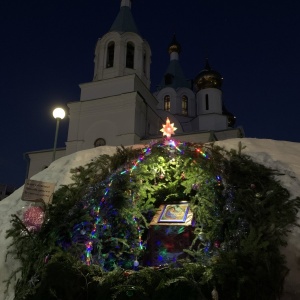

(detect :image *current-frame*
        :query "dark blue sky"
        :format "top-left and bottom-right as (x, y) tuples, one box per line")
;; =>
(1, 0), (299, 187)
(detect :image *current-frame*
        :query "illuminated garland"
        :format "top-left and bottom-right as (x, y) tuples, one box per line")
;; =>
(7, 134), (300, 300)
(71, 138), (221, 269)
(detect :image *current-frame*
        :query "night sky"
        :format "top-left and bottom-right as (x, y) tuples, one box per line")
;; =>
(1, 0), (300, 188)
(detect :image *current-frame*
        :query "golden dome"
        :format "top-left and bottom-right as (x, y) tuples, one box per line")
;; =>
(195, 59), (223, 91)
(168, 35), (181, 54)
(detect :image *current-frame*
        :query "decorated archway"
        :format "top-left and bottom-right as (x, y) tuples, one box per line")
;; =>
(7, 119), (300, 300)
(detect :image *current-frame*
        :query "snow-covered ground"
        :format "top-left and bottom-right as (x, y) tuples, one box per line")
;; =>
(0, 139), (299, 300)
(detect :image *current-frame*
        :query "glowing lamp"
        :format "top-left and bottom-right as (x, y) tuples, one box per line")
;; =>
(52, 107), (66, 161)
(53, 107), (66, 119)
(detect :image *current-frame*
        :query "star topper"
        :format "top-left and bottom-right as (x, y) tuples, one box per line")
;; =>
(160, 117), (177, 139)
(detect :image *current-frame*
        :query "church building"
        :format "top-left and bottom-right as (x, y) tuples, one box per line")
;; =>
(25, 0), (244, 178)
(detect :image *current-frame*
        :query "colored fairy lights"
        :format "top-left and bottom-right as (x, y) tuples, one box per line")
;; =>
(133, 217), (143, 250)
(80, 137), (216, 268)
(85, 241), (93, 265)
(130, 155), (145, 173)
(166, 139), (182, 153)
(196, 147), (208, 158)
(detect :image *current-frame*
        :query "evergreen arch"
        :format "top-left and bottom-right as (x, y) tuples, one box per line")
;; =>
(7, 140), (300, 300)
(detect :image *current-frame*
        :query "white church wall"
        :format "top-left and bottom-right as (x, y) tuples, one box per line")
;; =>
(192, 114), (228, 131)
(80, 75), (136, 101)
(67, 93), (142, 154)
(83, 120), (118, 148)
(26, 149), (66, 180)
(155, 87), (177, 113)
(134, 96), (147, 138)
(197, 88), (222, 115)
(176, 87), (196, 117)
(133, 75), (158, 108)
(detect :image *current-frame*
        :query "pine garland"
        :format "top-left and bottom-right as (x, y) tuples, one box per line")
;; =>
(6, 141), (300, 300)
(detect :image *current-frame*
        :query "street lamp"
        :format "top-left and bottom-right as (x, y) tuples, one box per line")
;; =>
(52, 107), (66, 162)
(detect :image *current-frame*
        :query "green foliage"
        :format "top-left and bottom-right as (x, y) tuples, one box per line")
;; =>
(6, 142), (300, 300)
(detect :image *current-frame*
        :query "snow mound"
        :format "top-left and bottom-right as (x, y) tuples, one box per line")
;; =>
(1, 139), (299, 300)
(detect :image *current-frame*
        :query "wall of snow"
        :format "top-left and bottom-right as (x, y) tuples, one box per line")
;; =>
(0, 139), (299, 300)
(215, 139), (300, 300)
(0, 146), (118, 300)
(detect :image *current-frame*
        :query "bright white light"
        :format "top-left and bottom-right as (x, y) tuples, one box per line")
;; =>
(53, 107), (66, 119)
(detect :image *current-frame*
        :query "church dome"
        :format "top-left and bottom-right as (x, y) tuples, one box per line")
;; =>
(195, 59), (223, 91)
(168, 35), (181, 54)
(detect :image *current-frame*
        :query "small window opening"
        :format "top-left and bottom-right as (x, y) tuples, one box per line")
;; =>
(205, 94), (209, 110)
(106, 42), (115, 68)
(164, 95), (171, 111)
(126, 42), (135, 69)
(182, 95), (188, 115)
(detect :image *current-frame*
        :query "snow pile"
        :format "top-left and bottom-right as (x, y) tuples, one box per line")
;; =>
(0, 146), (118, 300)
(1, 139), (300, 300)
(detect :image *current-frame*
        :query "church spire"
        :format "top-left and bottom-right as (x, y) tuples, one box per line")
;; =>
(168, 34), (181, 61)
(158, 35), (190, 90)
(110, 0), (139, 34)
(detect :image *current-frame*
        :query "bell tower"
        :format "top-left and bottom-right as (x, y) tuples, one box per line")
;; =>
(66, 0), (159, 155)
(93, 0), (151, 88)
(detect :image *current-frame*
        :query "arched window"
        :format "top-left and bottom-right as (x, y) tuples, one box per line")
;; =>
(164, 95), (171, 111)
(205, 94), (209, 110)
(126, 42), (135, 69)
(94, 138), (106, 147)
(182, 95), (188, 115)
(106, 42), (115, 68)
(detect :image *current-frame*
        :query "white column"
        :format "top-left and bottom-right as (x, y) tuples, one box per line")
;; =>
(121, 0), (131, 8)
(170, 52), (179, 61)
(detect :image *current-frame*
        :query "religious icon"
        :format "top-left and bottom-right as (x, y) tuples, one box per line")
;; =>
(158, 202), (189, 223)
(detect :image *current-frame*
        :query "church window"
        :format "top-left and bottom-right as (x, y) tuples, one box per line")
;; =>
(164, 95), (171, 111)
(106, 42), (115, 68)
(126, 42), (135, 69)
(164, 73), (174, 85)
(205, 94), (209, 110)
(94, 138), (106, 147)
(182, 95), (188, 115)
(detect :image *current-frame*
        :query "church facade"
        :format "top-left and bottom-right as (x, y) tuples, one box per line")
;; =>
(25, 0), (244, 179)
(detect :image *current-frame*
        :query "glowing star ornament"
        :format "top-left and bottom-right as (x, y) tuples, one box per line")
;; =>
(160, 118), (177, 139)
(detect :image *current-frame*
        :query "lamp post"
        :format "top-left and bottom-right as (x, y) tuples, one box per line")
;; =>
(52, 107), (66, 162)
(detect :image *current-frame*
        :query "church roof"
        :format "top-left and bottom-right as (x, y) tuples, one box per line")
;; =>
(109, 6), (140, 34)
(195, 59), (223, 90)
(158, 36), (191, 90)
(159, 60), (191, 90)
